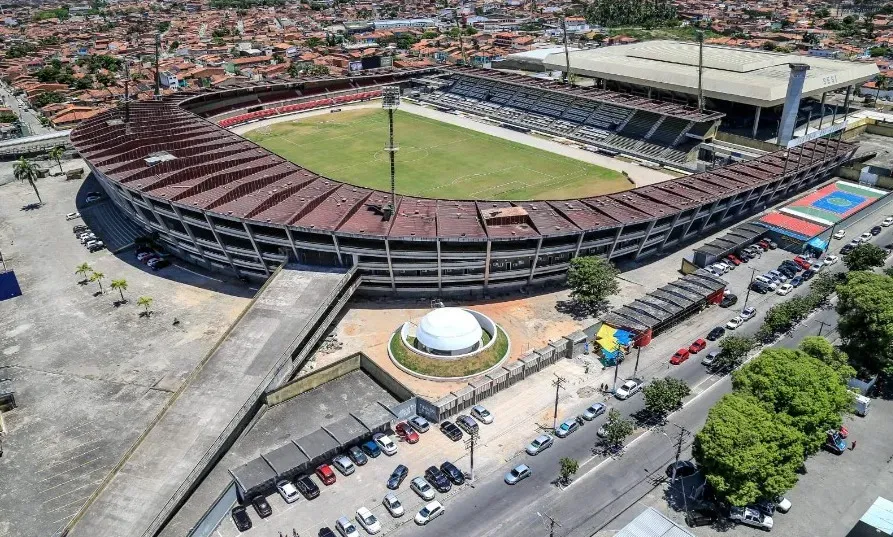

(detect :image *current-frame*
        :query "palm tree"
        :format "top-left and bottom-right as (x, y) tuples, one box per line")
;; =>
(875, 74), (888, 108)
(137, 296), (153, 316)
(48, 146), (64, 174)
(13, 157), (42, 204)
(110, 278), (128, 303)
(75, 262), (92, 283)
(90, 271), (105, 294)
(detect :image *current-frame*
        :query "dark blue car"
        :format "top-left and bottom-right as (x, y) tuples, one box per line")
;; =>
(790, 276), (803, 288)
(361, 440), (381, 458)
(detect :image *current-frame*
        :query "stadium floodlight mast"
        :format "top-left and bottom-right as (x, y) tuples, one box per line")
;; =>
(382, 86), (401, 220)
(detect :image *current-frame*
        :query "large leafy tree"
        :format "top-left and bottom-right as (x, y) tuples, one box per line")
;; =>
(732, 348), (854, 453)
(798, 336), (851, 376)
(567, 256), (620, 313)
(642, 377), (691, 420)
(843, 243), (887, 272)
(693, 393), (806, 506)
(14, 157), (42, 204)
(601, 408), (634, 449)
(836, 271), (893, 375)
(716, 335), (755, 372)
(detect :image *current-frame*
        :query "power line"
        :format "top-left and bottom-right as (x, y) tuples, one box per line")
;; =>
(537, 512), (562, 537)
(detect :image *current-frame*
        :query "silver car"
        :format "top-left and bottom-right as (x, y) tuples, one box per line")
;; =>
(525, 434), (554, 455)
(410, 477), (435, 501)
(333, 455), (356, 476)
(382, 493), (404, 517)
(582, 402), (606, 421)
(504, 464), (531, 485)
(470, 405), (493, 424)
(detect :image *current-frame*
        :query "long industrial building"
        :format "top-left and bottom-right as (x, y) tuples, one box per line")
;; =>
(70, 67), (857, 296)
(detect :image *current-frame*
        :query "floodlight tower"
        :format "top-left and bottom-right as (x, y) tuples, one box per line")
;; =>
(382, 86), (401, 220)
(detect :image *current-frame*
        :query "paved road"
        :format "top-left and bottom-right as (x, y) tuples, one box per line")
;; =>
(0, 82), (51, 136)
(390, 220), (893, 537)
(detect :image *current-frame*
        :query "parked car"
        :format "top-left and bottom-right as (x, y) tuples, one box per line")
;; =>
(361, 440), (382, 458)
(750, 281), (769, 294)
(148, 257), (169, 270)
(382, 493), (405, 518)
(768, 270), (788, 283)
(88, 241), (106, 252)
(424, 466), (452, 493)
(470, 404), (493, 424)
(841, 244), (855, 255)
(776, 283), (794, 296)
(73, 224), (88, 233)
(689, 339), (707, 354)
(395, 422), (420, 444)
(707, 326), (726, 340)
(526, 434), (554, 455)
(335, 516), (360, 537)
(823, 255), (839, 266)
(387, 464), (409, 490)
(296, 475), (320, 499)
(740, 306), (757, 321)
(439, 421), (463, 441)
(504, 463), (532, 485)
(720, 294), (738, 308)
(755, 497), (792, 515)
(670, 348), (690, 365)
(861, 231), (873, 242)
(729, 506), (773, 530)
(276, 480), (301, 503)
(65, 212), (81, 220)
(685, 507), (719, 528)
(333, 455), (356, 476)
(790, 276), (803, 288)
(727, 254), (741, 265)
(665, 461), (698, 478)
(231, 506), (252, 531)
(373, 434), (396, 457)
(871, 226), (882, 236)
(408, 416), (430, 433)
(455, 414), (479, 436)
(803, 268), (818, 281)
(581, 402), (606, 421)
(440, 461), (465, 485)
(555, 418), (579, 438)
(348, 446), (368, 466)
(726, 317), (744, 330)
(410, 476), (435, 501)
(793, 256), (812, 270)
(615, 379), (643, 400)
(414, 500), (445, 525)
(316, 464), (336, 485)
(826, 430), (847, 454)
(833, 229), (847, 239)
(355, 507), (381, 535)
(251, 495), (272, 518)
(702, 350), (720, 367)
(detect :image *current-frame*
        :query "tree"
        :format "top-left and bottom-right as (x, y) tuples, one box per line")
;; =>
(694, 393), (806, 506)
(601, 408), (634, 449)
(14, 157), (42, 204)
(137, 295), (153, 316)
(836, 271), (893, 375)
(798, 336), (851, 376)
(642, 377), (691, 420)
(567, 256), (620, 313)
(305, 36), (324, 48)
(716, 335), (755, 372)
(90, 271), (105, 294)
(75, 262), (92, 283)
(558, 457), (579, 485)
(844, 243), (887, 272)
(732, 348), (855, 453)
(48, 146), (64, 174)
(110, 278), (128, 303)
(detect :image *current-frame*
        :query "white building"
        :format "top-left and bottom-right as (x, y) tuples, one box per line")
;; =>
(415, 308), (483, 356)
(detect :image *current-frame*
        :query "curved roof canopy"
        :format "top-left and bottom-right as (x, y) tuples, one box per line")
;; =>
(416, 308), (483, 352)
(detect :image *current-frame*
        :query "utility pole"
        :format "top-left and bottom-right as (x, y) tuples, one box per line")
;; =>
(817, 319), (832, 337)
(631, 342), (643, 380)
(551, 374), (567, 429)
(670, 424), (691, 483)
(464, 432), (480, 482)
(154, 33), (161, 99)
(454, 11), (468, 66)
(742, 267), (757, 309)
(696, 30), (704, 113)
(561, 15), (571, 85)
(537, 512), (562, 537)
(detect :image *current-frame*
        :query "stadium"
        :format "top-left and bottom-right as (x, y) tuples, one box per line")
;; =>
(70, 65), (856, 297)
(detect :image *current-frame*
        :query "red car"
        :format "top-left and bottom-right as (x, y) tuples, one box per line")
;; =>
(793, 256), (812, 270)
(670, 348), (690, 365)
(688, 338), (707, 354)
(315, 464), (336, 486)
(395, 421), (420, 444)
(726, 254), (741, 266)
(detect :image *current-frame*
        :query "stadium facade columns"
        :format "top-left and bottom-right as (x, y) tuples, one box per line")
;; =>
(778, 63), (811, 146)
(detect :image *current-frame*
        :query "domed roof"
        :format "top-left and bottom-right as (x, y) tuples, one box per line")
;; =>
(416, 308), (483, 352)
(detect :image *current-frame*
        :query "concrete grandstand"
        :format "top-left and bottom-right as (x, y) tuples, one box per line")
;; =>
(70, 67), (856, 298)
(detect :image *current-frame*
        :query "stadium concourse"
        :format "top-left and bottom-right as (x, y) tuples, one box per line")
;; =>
(70, 67), (857, 299)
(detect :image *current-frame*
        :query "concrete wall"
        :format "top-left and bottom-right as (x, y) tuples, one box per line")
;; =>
(715, 131), (780, 153)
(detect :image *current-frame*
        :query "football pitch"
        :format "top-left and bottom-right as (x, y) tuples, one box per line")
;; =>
(244, 108), (630, 200)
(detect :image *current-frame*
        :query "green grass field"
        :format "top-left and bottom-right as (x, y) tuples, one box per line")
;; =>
(244, 108), (630, 200)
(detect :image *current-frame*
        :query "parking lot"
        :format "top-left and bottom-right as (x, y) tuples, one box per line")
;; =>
(0, 171), (252, 537)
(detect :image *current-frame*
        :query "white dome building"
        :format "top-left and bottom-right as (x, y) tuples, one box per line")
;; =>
(415, 307), (484, 356)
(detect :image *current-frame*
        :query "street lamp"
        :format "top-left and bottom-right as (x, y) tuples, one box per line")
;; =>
(381, 86), (400, 220)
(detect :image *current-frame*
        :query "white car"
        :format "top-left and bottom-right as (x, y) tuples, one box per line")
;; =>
(382, 493), (404, 517)
(729, 507), (773, 530)
(883, 217), (893, 227)
(776, 283), (794, 296)
(410, 476), (435, 501)
(355, 507), (381, 534)
(414, 500), (444, 525)
(65, 212), (80, 220)
(373, 433), (397, 456)
(336, 516), (361, 537)
(833, 229), (846, 239)
(861, 231), (873, 243)
(470, 404), (493, 424)
(276, 480), (300, 503)
(823, 255), (839, 266)
(776, 496), (792, 513)
(526, 434), (554, 456)
(615, 379), (643, 400)
(726, 317), (744, 329)
(849, 238), (861, 248)
(711, 263), (729, 274)
(740, 306), (757, 321)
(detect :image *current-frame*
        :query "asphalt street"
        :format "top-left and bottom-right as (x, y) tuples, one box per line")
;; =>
(389, 216), (893, 537)
(0, 82), (50, 135)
